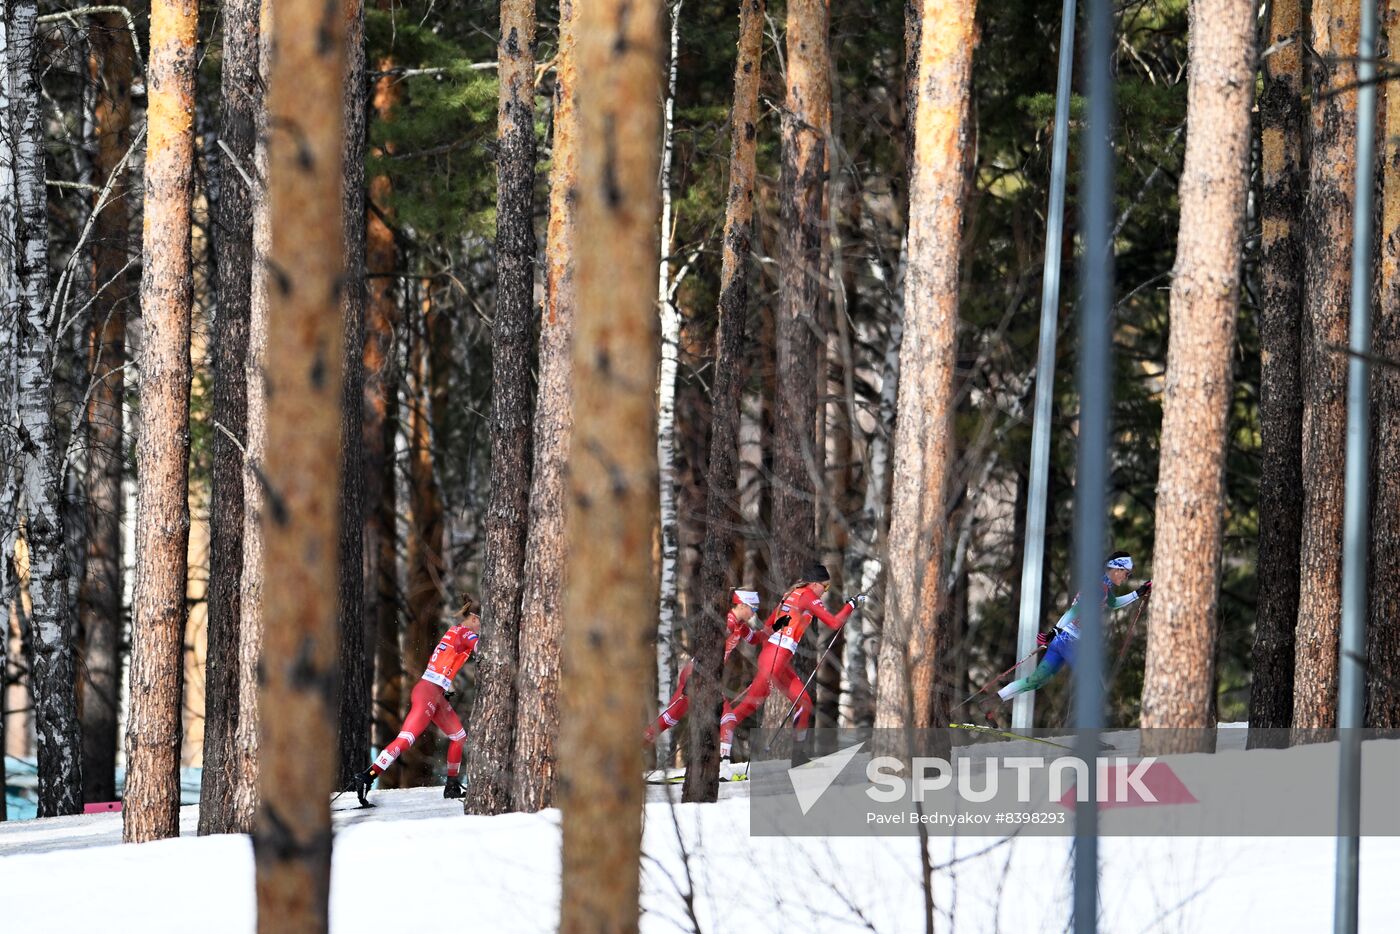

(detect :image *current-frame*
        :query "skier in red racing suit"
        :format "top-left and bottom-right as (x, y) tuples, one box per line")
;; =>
(721, 564), (864, 765)
(353, 602), (480, 805)
(645, 590), (765, 746)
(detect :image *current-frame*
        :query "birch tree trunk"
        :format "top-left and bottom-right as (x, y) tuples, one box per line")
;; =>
(1370, 0), (1400, 729)
(558, 0), (661, 926)
(1249, 0), (1306, 741)
(511, 0), (578, 813)
(1294, 0), (1358, 733)
(125, 0), (197, 843)
(654, 0), (682, 759)
(873, 0), (975, 732)
(253, 0), (346, 926)
(8, 0), (84, 817)
(336, 0), (369, 790)
(772, 0), (830, 583)
(230, 0), (274, 833)
(1140, 0), (1255, 742)
(685, 0), (764, 804)
(466, 0), (537, 815)
(79, 6), (134, 807)
(202, 0), (259, 834)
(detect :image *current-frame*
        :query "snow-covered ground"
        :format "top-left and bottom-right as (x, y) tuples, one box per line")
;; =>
(3, 779), (1399, 933)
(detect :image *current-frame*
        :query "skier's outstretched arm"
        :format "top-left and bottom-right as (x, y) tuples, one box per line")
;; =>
(803, 590), (855, 630)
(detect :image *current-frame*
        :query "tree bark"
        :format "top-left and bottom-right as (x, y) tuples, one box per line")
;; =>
(1249, 0), (1306, 742)
(253, 0), (346, 926)
(1371, 0), (1400, 729)
(7, 0), (84, 817)
(364, 0), (402, 772)
(558, 0), (661, 927)
(511, 0), (578, 813)
(772, 0), (830, 584)
(873, 0), (975, 732)
(1140, 0), (1255, 743)
(124, 0), (197, 842)
(684, 0), (764, 804)
(79, 7), (134, 807)
(1294, 0), (1357, 733)
(336, 0), (369, 790)
(465, 0), (537, 816)
(202, 0), (258, 834)
(230, 0), (274, 833)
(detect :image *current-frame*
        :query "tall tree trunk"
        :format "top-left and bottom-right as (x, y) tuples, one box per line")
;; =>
(511, 0), (578, 813)
(125, 0), (197, 843)
(1249, 0), (1306, 742)
(1371, 0), (1400, 729)
(873, 0), (975, 732)
(465, 0), (537, 816)
(364, 0), (402, 770)
(254, 0), (345, 926)
(336, 0), (369, 790)
(1140, 0), (1255, 742)
(654, 0), (683, 756)
(7, 0), (84, 817)
(202, 0), (258, 834)
(684, 0), (764, 804)
(79, 7), (133, 807)
(399, 288), (445, 786)
(772, 0), (831, 583)
(1294, 0), (1358, 733)
(559, 0), (661, 927)
(229, 0), (273, 831)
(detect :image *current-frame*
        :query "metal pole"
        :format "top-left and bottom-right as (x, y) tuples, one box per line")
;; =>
(1013, 0), (1078, 732)
(1335, 2), (1376, 931)
(1074, 0), (1114, 929)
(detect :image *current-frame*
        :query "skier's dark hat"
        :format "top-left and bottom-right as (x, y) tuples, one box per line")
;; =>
(801, 563), (831, 584)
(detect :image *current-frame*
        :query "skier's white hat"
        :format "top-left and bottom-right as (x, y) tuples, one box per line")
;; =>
(1106, 555), (1133, 571)
(732, 589), (760, 609)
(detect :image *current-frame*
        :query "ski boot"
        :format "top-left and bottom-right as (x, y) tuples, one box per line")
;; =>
(352, 768), (377, 808)
(443, 776), (465, 799)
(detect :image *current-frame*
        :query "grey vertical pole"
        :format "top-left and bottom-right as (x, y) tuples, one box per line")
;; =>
(1074, 0), (1114, 930)
(1013, 0), (1078, 732)
(1335, 2), (1377, 931)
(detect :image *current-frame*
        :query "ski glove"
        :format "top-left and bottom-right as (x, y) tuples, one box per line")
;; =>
(1037, 629), (1056, 649)
(1135, 580), (1153, 599)
(846, 593), (868, 610)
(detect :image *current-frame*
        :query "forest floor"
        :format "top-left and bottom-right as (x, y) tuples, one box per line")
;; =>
(3, 762), (1400, 932)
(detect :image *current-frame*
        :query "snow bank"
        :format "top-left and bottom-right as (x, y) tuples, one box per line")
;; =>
(3, 788), (1399, 932)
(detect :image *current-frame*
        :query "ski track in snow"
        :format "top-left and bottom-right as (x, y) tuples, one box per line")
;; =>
(3, 778), (1400, 932)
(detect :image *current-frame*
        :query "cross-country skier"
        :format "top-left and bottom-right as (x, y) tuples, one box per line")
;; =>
(645, 589), (764, 747)
(721, 564), (864, 766)
(352, 601), (481, 805)
(989, 551), (1151, 718)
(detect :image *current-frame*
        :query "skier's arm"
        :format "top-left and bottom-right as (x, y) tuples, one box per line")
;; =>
(804, 591), (854, 630)
(1106, 590), (1139, 611)
(1055, 601), (1079, 629)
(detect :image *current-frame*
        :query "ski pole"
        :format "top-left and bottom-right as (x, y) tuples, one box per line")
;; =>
(951, 647), (1042, 711)
(763, 624), (846, 753)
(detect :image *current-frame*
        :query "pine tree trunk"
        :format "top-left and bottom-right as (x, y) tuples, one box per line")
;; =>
(1140, 0), (1255, 743)
(8, 0), (84, 816)
(230, 0), (274, 833)
(1249, 0), (1306, 742)
(336, 0), (369, 790)
(1370, 0), (1400, 729)
(465, 0), (537, 816)
(511, 0), (578, 813)
(253, 0), (346, 926)
(1294, 0), (1358, 733)
(202, 0), (258, 834)
(772, 0), (830, 584)
(684, 0), (764, 804)
(558, 0), (661, 926)
(78, 7), (134, 807)
(125, 0), (197, 843)
(873, 0), (975, 732)
(364, 0), (402, 770)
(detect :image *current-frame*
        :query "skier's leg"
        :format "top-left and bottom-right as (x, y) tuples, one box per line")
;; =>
(371, 681), (439, 777)
(646, 662), (692, 744)
(721, 643), (779, 749)
(996, 639), (1070, 701)
(430, 701), (468, 797)
(776, 659), (814, 739)
(719, 699), (737, 758)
